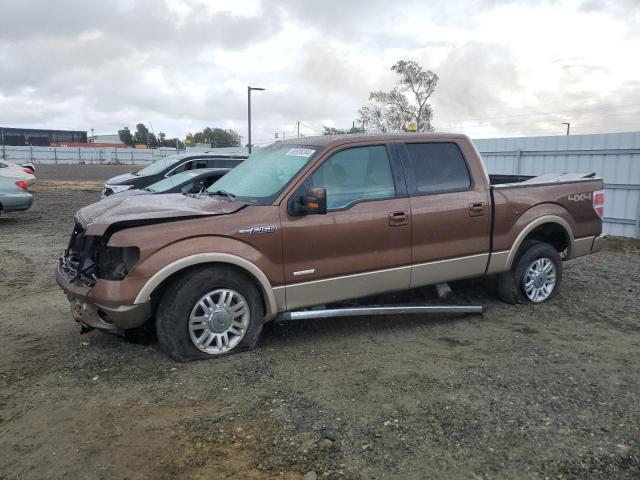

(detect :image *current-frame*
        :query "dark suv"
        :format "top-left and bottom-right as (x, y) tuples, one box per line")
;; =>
(102, 153), (246, 197)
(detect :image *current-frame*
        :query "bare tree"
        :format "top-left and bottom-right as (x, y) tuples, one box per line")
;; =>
(359, 60), (438, 133)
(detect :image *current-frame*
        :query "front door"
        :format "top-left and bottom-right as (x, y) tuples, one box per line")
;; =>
(280, 144), (411, 310)
(398, 141), (492, 288)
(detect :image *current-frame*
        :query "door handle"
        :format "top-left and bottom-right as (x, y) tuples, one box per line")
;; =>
(388, 211), (409, 226)
(469, 202), (485, 217)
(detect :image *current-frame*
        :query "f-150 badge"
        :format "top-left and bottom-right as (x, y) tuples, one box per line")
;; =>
(239, 225), (278, 234)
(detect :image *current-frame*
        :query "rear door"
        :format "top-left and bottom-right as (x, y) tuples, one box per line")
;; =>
(397, 141), (491, 288)
(280, 143), (411, 310)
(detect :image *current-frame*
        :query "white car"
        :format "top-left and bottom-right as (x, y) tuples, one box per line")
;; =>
(0, 161), (36, 185)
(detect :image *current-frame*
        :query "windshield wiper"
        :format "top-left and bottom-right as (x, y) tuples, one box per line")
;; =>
(143, 187), (154, 192)
(209, 190), (236, 201)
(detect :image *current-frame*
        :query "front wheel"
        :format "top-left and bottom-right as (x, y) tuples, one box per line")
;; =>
(155, 266), (264, 361)
(497, 241), (563, 304)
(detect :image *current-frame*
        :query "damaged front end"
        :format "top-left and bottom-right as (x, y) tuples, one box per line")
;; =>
(59, 222), (140, 287)
(57, 222), (149, 332)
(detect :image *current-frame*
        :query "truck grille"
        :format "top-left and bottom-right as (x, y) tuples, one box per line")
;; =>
(59, 222), (139, 285)
(59, 223), (98, 287)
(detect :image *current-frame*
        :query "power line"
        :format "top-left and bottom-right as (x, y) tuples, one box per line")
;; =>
(434, 97), (640, 123)
(436, 104), (640, 127)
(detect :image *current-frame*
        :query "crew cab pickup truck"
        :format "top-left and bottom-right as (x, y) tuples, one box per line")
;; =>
(56, 133), (606, 361)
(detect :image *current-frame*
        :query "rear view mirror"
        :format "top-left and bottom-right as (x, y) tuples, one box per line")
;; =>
(192, 180), (205, 193)
(292, 187), (327, 215)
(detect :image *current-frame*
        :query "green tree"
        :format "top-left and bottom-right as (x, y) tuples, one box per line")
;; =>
(118, 127), (134, 146)
(133, 123), (158, 147)
(188, 127), (241, 147)
(359, 60), (438, 133)
(322, 126), (362, 135)
(322, 126), (346, 135)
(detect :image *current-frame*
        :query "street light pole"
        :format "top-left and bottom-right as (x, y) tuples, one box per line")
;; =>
(247, 86), (266, 154)
(561, 122), (570, 136)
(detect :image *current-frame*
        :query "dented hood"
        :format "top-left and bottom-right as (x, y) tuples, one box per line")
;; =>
(76, 193), (245, 235)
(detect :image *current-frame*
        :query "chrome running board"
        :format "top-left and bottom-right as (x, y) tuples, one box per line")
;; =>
(276, 304), (486, 321)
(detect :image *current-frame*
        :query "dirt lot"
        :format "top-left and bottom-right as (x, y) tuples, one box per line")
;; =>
(1, 166), (639, 479)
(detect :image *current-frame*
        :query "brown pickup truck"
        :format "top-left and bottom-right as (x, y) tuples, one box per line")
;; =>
(56, 133), (606, 360)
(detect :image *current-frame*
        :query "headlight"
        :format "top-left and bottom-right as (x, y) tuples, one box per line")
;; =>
(96, 245), (140, 281)
(106, 184), (134, 194)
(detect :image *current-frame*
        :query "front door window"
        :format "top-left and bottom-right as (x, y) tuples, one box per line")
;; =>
(310, 145), (396, 210)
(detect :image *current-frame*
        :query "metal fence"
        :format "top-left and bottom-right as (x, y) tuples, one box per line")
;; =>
(0, 145), (174, 166)
(475, 132), (640, 238)
(2, 132), (639, 237)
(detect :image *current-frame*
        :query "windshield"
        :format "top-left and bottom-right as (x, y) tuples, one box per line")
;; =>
(207, 144), (318, 204)
(136, 155), (179, 176)
(145, 170), (201, 193)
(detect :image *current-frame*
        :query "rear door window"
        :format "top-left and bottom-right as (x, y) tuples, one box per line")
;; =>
(192, 159), (210, 169)
(404, 143), (471, 194)
(310, 145), (396, 210)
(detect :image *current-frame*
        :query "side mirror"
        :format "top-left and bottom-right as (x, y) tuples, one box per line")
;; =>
(292, 187), (327, 215)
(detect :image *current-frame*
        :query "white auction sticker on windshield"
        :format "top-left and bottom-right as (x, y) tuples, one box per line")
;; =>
(286, 148), (315, 157)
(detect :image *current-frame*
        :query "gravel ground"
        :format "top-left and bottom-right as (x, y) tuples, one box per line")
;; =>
(33, 163), (138, 182)
(1, 168), (639, 479)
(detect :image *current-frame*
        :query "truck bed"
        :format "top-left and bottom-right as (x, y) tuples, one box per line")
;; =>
(489, 172), (597, 188)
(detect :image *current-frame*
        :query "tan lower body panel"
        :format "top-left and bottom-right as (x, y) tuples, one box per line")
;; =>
(280, 253), (492, 311)
(570, 236), (596, 259)
(486, 250), (510, 274)
(283, 265), (411, 310)
(410, 253), (490, 288)
(273, 286), (287, 312)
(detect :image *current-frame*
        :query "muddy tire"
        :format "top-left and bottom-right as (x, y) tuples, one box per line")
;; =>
(497, 241), (562, 305)
(155, 265), (264, 362)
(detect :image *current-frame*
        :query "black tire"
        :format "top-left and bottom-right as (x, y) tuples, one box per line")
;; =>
(123, 321), (156, 345)
(497, 240), (563, 305)
(155, 265), (264, 362)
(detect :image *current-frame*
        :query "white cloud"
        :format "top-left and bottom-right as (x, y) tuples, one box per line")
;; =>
(0, 0), (638, 141)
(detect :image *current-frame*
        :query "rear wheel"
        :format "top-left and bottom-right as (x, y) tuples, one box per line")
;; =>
(156, 266), (264, 361)
(497, 241), (562, 304)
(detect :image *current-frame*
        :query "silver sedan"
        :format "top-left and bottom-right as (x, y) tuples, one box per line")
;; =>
(0, 175), (33, 214)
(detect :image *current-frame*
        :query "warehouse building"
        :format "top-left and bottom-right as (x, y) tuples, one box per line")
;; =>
(0, 127), (87, 146)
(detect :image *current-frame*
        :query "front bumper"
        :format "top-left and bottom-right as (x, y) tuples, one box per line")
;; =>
(56, 263), (151, 331)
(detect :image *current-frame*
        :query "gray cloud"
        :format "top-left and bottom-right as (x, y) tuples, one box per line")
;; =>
(431, 44), (522, 125)
(0, 0), (638, 140)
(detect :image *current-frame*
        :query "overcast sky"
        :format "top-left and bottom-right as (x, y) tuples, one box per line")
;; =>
(1, 0), (639, 143)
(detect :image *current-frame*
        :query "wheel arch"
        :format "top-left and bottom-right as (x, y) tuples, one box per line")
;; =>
(506, 215), (574, 269)
(134, 253), (279, 320)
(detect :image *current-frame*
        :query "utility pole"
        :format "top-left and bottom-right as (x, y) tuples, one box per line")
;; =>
(561, 122), (570, 136)
(1, 128), (5, 159)
(247, 86), (266, 154)
(148, 121), (155, 148)
(297, 121), (300, 139)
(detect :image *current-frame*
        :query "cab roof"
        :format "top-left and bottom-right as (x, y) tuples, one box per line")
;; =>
(277, 132), (469, 150)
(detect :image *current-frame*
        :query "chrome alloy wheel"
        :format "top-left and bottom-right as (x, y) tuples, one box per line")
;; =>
(188, 289), (250, 354)
(523, 258), (557, 302)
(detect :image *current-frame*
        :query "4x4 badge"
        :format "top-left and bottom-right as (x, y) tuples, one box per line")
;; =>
(239, 225), (278, 234)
